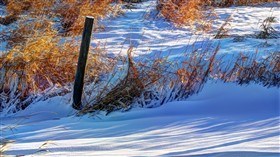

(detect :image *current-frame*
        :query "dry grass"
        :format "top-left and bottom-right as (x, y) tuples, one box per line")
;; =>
(81, 47), (144, 114)
(55, 0), (116, 35)
(256, 16), (278, 39)
(6, 0), (55, 16)
(219, 52), (280, 87)
(158, 0), (203, 26)
(1, 0), (278, 114)
(0, 0), (120, 112)
(0, 36), (78, 97)
(157, 0), (215, 30)
(0, 31), (113, 111)
(235, 0), (275, 6)
(79, 45), (279, 114)
(4, 18), (57, 48)
(2, 0), (120, 35)
(80, 46), (220, 114)
(157, 0), (277, 28)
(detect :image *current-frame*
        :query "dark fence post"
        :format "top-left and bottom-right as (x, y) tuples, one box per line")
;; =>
(72, 16), (94, 110)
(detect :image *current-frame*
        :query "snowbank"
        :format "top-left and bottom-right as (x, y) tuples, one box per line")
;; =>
(1, 82), (279, 156)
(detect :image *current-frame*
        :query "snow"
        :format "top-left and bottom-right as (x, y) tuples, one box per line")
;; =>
(1, 1), (280, 156)
(93, 1), (280, 59)
(1, 82), (279, 156)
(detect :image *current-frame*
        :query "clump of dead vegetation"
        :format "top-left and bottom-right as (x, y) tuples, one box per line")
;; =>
(55, 0), (117, 35)
(156, 0), (278, 29)
(0, 0), (55, 25)
(1, 18), (57, 48)
(0, 0), (121, 35)
(0, 0), (122, 112)
(1, 38), (278, 114)
(78, 45), (279, 115)
(81, 47), (144, 114)
(256, 16), (278, 39)
(157, 0), (215, 30)
(6, 0), (55, 16)
(219, 52), (280, 87)
(79, 45), (220, 114)
(0, 32), (113, 112)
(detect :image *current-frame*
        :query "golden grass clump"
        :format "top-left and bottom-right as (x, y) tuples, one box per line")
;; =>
(5, 19), (57, 48)
(6, 0), (55, 16)
(157, 0), (215, 30)
(56, 0), (113, 35)
(0, 35), (77, 98)
(0, 0), (55, 25)
(2, 0), (118, 33)
(0, 33), (110, 102)
(158, 0), (203, 26)
(1, 0), (118, 111)
(157, 0), (277, 28)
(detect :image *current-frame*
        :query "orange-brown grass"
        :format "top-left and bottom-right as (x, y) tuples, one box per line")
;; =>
(6, 0), (31, 16)
(235, 0), (275, 6)
(157, 0), (276, 28)
(4, 0), (118, 35)
(55, 0), (113, 35)
(6, 0), (55, 16)
(80, 46), (220, 114)
(219, 52), (280, 87)
(84, 46), (280, 114)
(1, 0), (55, 25)
(1, 0), (118, 111)
(4, 18), (57, 48)
(157, 0), (215, 30)
(0, 33), (112, 106)
(0, 35), (77, 98)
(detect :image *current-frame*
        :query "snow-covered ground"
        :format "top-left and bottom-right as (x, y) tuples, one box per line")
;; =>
(1, 1), (280, 156)
(1, 82), (279, 156)
(93, 1), (280, 58)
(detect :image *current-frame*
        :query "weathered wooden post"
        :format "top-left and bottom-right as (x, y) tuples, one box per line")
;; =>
(72, 16), (94, 110)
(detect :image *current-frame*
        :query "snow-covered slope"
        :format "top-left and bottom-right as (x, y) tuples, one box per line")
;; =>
(1, 82), (279, 156)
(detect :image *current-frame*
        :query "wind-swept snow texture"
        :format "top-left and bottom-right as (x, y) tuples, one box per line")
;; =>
(1, 0), (280, 157)
(1, 82), (279, 157)
(93, 1), (280, 59)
